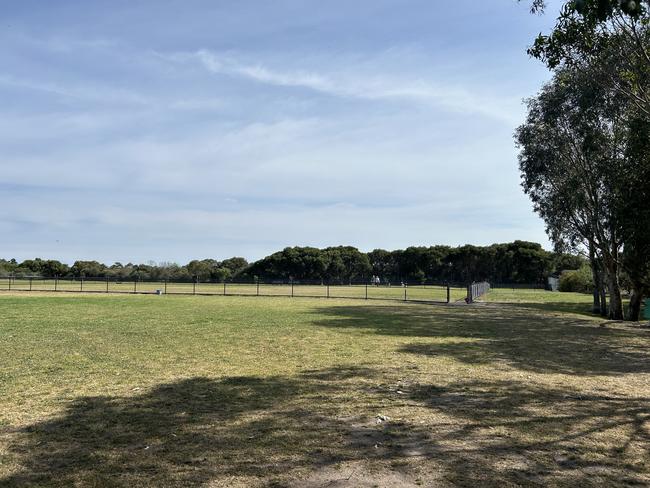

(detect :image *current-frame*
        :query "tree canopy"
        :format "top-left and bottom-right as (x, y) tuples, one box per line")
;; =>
(517, 0), (650, 319)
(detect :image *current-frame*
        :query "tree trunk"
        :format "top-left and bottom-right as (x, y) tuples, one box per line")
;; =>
(599, 284), (608, 317)
(594, 256), (608, 317)
(605, 268), (624, 320)
(628, 288), (644, 322)
(588, 244), (601, 314)
(592, 287), (601, 314)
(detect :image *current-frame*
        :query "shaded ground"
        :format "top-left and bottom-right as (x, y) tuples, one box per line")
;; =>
(314, 303), (650, 376)
(0, 293), (648, 486)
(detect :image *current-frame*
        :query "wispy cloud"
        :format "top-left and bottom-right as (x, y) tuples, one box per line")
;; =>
(170, 49), (523, 124)
(0, 74), (152, 106)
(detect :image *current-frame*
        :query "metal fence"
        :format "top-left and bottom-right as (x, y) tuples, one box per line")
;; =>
(467, 281), (491, 303)
(0, 276), (491, 304)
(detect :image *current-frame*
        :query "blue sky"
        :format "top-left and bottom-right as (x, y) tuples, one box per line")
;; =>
(1, 0), (562, 264)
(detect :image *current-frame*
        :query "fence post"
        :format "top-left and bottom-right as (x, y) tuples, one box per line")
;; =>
(80, 278), (83, 292)
(223, 282), (226, 296)
(164, 279), (167, 295)
(365, 283), (368, 300)
(404, 285), (407, 301)
(54, 275), (58, 292)
(447, 284), (450, 303)
(106, 276), (109, 293)
(8, 275), (11, 291)
(256, 279), (260, 296)
(193, 277), (196, 295)
(291, 279), (294, 297)
(29, 277), (33, 291)
(327, 283), (330, 298)
(133, 278), (137, 294)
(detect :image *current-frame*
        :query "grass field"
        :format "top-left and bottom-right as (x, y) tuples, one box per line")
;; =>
(1, 291), (649, 487)
(0, 279), (468, 303)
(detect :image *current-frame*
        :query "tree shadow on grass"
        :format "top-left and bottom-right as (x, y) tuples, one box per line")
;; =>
(407, 378), (650, 487)
(312, 303), (650, 376)
(2, 368), (649, 486)
(503, 301), (599, 317)
(1, 366), (433, 487)
(0, 370), (331, 486)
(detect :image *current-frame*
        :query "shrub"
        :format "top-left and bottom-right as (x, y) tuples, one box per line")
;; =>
(559, 266), (594, 293)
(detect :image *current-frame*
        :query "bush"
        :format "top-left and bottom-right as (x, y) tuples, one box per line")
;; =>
(559, 266), (594, 293)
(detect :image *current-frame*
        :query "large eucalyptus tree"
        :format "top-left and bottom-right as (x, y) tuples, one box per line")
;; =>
(516, 64), (628, 319)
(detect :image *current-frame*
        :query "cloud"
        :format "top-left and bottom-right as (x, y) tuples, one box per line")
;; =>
(0, 74), (152, 107)
(0, 110), (517, 207)
(167, 97), (225, 111)
(174, 49), (523, 125)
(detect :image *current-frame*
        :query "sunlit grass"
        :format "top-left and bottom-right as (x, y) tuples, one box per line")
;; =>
(486, 287), (593, 304)
(0, 279), (466, 302)
(0, 292), (648, 487)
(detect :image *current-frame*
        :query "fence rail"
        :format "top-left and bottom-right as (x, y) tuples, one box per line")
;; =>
(0, 276), (490, 304)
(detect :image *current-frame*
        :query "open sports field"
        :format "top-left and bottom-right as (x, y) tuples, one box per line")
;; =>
(1, 291), (649, 487)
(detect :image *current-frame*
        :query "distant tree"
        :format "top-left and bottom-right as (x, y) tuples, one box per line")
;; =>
(510, 241), (555, 283)
(186, 259), (219, 281)
(552, 253), (586, 274)
(447, 245), (486, 283)
(220, 257), (249, 276)
(367, 249), (394, 280)
(243, 247), (327, 282)
(323, 246), (371, 283)
(395, 246), (451, 283)
(70, 260), (107, 278)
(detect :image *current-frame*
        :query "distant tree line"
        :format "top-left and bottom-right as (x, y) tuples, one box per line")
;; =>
(0, 240), (584, 286)
(242, 242), (582, 285)
(0, 257), (250, 283)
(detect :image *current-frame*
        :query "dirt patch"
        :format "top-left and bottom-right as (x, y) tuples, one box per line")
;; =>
(293, 461), (429, 487)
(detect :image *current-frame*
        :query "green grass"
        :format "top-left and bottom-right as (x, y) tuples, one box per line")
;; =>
(486, 288), (648, 319)
(0, 279), (467, 302)
(0, 291), (649, 487)
(487, 287), (592, 304)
